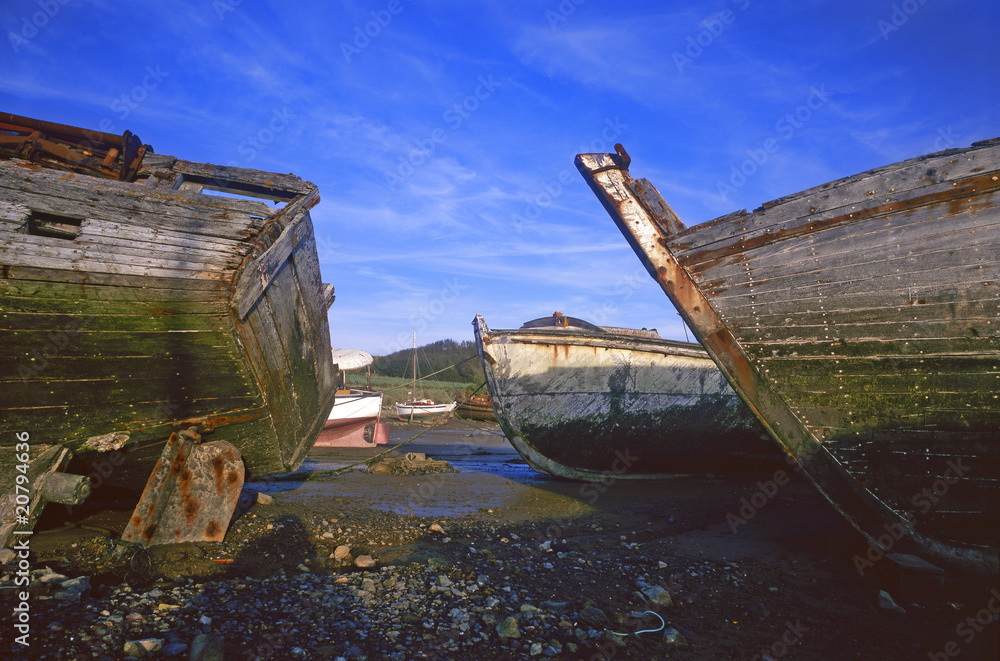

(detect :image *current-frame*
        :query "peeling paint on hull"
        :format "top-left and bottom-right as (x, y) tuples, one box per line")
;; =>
(472, 315), (779, 480)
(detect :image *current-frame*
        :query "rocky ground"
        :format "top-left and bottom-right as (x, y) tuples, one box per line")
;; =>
(2, 422), (998, 660)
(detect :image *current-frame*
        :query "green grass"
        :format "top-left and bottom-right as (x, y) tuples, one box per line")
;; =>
(344, 373), (481, 412)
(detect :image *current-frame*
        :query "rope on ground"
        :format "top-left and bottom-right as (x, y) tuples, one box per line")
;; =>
(608, 611), (665, 637)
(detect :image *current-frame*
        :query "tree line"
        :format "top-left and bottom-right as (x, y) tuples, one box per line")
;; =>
(373, 339), (485, 384)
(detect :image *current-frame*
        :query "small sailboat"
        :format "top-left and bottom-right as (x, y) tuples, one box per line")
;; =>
(395, 331), (457, 421)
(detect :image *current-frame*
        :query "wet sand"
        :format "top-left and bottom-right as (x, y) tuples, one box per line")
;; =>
(4, 420), (998, 660)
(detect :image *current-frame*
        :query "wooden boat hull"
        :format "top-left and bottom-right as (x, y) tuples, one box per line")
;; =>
(454, 396), (497, 422)
(472, 314), (778, 480)
(315, 391), (384, 447)
(0, 117), (338, 492)
(577, 140), (1000, 575)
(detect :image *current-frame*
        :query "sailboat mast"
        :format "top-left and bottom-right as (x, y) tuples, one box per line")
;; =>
(410, 329), (416, 422)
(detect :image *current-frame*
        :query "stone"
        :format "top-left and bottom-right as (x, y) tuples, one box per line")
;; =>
(877, 589), (905, 614)
(437, 575), (453, 587)
(256, 492), (274, 506)
(54, 576), (90, 601)
(641, 585), (673, 607)
(429, 523), (445, 534)
(124, 639), (163, 654)
(189, 633), (225, 661)
(663, 627), (688, 646)
(0, 548), (16, 564)
(334, 544), (352, 559)
(38, 572), (69, 584)
(496, 616), (520, 639)
(529, 642), (543, 655)
(123, 641), (147, 657)
(579, 605), (609, 627)
(355, 554), (376, 568)
(162, 642), (188, 656)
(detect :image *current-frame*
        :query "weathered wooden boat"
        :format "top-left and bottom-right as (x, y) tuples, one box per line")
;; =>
(577, 141), (1000, 575)
(454, 393), (497, 422)
(0, 113), (338, 500)
(316, 349), (385, 447)
(472, 313), (778, 480)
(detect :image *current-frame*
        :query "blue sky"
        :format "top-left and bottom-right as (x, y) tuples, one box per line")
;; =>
(3, 0), (998, 356)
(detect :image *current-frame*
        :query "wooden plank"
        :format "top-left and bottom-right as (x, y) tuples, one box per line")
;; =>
(0, 328), (242, 358)
(709, 263), (998, 319)
(290, 223), (336, 397)
(0, 399), (269, 457)
(236, 295), (300, 443)
(231, 209), (307, 318)
(0, 370), (258, 409)
(264, 258), (318, 442)
(0, 185), (264, 242)
(0, 293), (229, 316)
(0, 353), (256, 381)
(171, 159), (315, 199)
(688, 206), (1000, 297)
(0, 159), (276, 221)
(0, 276), (224, 301)
(0, 233), (235, 275)
(1, 310), (230, 333)
(754, 353), (999, 378)
(670, 142), (1000, 253)
(0, 249), (233, 283)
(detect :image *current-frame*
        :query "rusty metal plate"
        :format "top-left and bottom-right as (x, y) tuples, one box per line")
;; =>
(122, 429), (244, 547)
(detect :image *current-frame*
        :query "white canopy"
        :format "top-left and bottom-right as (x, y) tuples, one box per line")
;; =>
(330, 348), (374, 371)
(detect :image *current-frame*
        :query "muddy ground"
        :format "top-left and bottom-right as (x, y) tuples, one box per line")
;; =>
(3, 420), (998, 660)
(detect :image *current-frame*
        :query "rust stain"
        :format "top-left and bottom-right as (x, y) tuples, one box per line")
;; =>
(211, 455), (225, 494)
(205, 520), (221, 538)
(142, 523), (157, 541)
(226, 471), (240, 489)
(182, 493), (199, 523)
